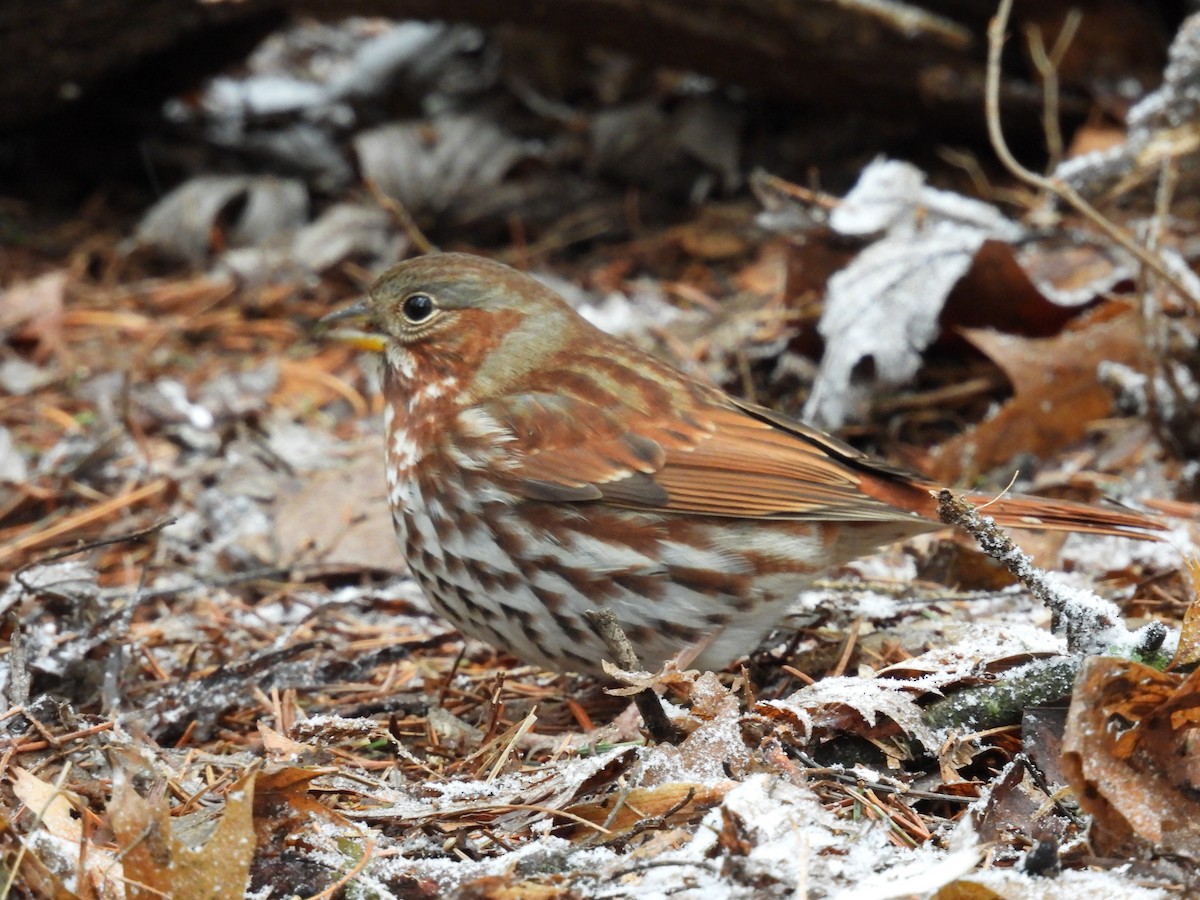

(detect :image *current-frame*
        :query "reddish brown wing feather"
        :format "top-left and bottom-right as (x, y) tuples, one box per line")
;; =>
(475, 389), (932, 523)
(474, 390), (1163, 538)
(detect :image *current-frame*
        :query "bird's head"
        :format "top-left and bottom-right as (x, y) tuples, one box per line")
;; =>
(322, 253), (590, 398)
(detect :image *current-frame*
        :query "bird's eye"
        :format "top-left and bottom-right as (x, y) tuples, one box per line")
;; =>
(401, 293), (436, 323)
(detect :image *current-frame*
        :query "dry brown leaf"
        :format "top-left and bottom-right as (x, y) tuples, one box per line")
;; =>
(1062, 657), (1200, 859)
(1170, 558), (1200, 670)
(926, 303), (1142, 483)
(11, 766), (122, 899)
(564, 782), (728, 838)
(0, 270), (66, 333)
(942, 239), (1080, 334)
(667, 215), (752, 261)
(1067, 122), (1130, 158)
(255, 764), (347, 833)
(169, 772), (257, 900)
(273, 445), (402, 574)
(11, 767), (82, 843)
(258, 720), (310, 758)
(108, 768), (257, 900)
(453, 876), (576, 900)
(108, 767), (174, 899)
(933, 881), (1006, 899)
(0, 270), (68, 366)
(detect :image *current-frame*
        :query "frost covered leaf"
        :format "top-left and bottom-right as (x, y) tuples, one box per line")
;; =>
(804, 159), (1023, 428)
(683, 776), (856, 893)
(1062, 657), (1200, 860)
(176, 774), (257, 899)
(874, 627), (1063, 688)
(355, 115), (533, 217)
(754, 674), (939, 754)
(351, 746), (637, 830)
(830, 840), (982, 899)
(925, 302), (1144, 483)
(939, 870), (1171, 899)
(1015, 236), (1135, 308)
(828, 159), (1018, 237)
(132, 175), (309, 267)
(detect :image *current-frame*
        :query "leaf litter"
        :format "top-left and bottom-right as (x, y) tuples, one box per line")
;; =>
(5, 9), (1200, 900)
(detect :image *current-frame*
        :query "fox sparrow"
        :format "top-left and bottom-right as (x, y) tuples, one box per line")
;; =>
(324, 253), (1160, 674)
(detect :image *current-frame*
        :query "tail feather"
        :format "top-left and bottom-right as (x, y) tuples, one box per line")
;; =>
(950, 489), (1164, 540)
(855, 465), (1166, 539)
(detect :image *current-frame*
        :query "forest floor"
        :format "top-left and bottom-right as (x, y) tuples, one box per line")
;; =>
(3, 8), (1200, 899)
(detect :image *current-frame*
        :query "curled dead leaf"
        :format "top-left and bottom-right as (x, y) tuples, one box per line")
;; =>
(1062, 657), (1200, 859)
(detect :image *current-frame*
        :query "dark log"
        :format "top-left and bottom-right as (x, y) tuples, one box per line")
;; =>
(0, 0), (1169, 134)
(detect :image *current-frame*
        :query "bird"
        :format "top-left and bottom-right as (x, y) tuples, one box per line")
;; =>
(323, 252), (1162, 675)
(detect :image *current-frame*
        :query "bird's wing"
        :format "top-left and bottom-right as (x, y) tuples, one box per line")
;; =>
(464, 391), (926, 523)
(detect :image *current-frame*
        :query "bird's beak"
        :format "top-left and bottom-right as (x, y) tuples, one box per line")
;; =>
(319, 299), (388, 352)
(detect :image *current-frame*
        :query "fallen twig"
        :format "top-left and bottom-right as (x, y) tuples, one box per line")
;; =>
(584, 609), (683, 744)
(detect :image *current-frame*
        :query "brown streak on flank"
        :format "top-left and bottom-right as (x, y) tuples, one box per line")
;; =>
(490, 520), (528, 558)
(562, 647), (594, 668)
(432, 514), (454, 542)
(655, 619), (704, 641)
(532, 586), (566, 613)
(477, 605), (503, 625)
(581, 508), (667, 548)
(474, 621), (509, 647)
(520, 501), (586, 533)
(667, 565), (752, 600)
(472, 566), (501, 592)
(402, 529), (421, 563)
(500, 604), (537, 632)
(442, 553), (465, 578)
(414, 461), (448, 500)
(551, 611), (588, 642)
(543, 560), (604, 600)
(818, 523), (844, 549)
(611, 571), (667, 600)
(454, 585), (477, 611)
(625, 624), (657, 648)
